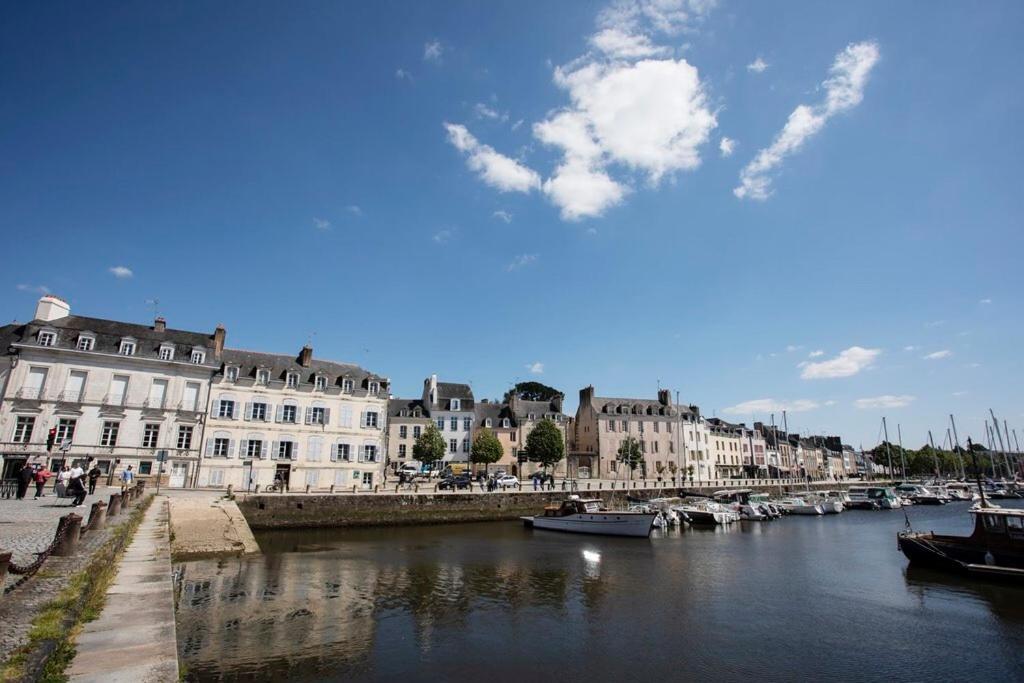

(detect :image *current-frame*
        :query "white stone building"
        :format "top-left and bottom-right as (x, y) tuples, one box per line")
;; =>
(198, 346), (389, 491)
(421, 374), (475, 465)
(0, 295), (220, 486)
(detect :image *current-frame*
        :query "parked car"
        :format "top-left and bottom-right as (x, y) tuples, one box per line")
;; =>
(438, 474), (472, 490)
(495, 475), (520, 489)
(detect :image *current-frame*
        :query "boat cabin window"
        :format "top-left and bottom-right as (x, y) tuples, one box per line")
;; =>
(583, 501), (602, 513)
(1006, 516), (1023, 530)
(982, 514), (1006, 532)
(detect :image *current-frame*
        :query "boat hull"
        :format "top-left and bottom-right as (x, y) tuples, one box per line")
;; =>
(898, 532), (1024, 581)
(523, 512), (656, 538)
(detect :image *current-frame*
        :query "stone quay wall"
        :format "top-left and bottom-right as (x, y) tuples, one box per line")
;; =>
(236, 481), (871, 530)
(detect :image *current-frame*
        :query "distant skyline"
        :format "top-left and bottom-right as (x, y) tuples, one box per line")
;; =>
(2, 1), (1022, 449)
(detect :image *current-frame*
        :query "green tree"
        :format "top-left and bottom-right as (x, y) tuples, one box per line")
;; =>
(617, 437), (643, 480)
(526, 418), (565, 470)
(503, 381), (562, 403)
(471, 428), (503, 475)
(413, 423), (446, 471)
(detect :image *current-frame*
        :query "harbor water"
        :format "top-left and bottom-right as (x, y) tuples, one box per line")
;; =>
(175, 501), (1024, 682)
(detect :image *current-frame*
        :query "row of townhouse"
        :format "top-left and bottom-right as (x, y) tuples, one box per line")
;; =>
(0, 296), (389, 490)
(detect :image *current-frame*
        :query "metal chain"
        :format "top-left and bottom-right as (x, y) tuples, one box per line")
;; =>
(3, 515), (74, 594)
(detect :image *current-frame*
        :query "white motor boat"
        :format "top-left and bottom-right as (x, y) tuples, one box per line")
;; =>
(810, 490), (846, 514)
(776, 497), (825, 515)
(675, 501), (734, 525)
(523, 497), (657, 537)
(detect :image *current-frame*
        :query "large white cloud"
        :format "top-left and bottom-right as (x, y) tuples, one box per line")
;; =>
(800, 346), (880, 379)
(444, 123), (541, 193)
(735, 41), (880, 200)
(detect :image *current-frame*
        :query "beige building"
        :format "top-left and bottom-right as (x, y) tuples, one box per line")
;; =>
(386, 398), (431, 472)
(470, 393), (569, 476)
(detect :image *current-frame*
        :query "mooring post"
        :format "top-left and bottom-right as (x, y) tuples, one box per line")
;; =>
(0, 551), (11, 589)
(108, 493), (122, 516)
(87, 501), (107, 531)
(53, 513), (83, 557)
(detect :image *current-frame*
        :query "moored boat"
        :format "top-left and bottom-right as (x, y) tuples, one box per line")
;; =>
(522, 496), (657, 537)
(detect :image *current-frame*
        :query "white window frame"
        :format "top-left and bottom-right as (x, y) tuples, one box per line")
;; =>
(225, 366), (238, 382)
(365, 411), (379, 428)
(368, 381), (380, 394)
(413, 426), (421, 439)
(177, 425), (194, 450)
(142, 423), (160, 448)
(310, 406), (326, 425)
(484, 418), (492, 428)
(257, 369), (270, 385)
(450, 399), (461, 411)
(76, 335), (95, 351)
(190, 349), (205, 364)
(37, 330), (56, 347)
(247, 440), (264, 459)
(282, 404), (298, 424)
(213, 437), (230, 457)
(342, 379), (354, 392)
(119, 339), (136, 356)
(251, 402), (268, 421)
(449, 439), (457, 454)
(218, 399), (235, 419)
(286, 373), (298, 389)
(100, 421), (120, 447)
(159, 345), (175, 361)
(315, 376), (327, 391)
(13, 416), (35, 443)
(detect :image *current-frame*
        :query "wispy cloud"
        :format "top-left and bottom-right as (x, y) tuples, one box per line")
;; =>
(474, 102), (508, 122)
(506, 254), (538, 271)
(719, 137), (736, 157)
(801, 346), (880, 379)
(854, 395), (915, 409)
(432, 229), (452, 244)
(786, 344), (803, 352)
(735, 41), (880, 200)
(492, 210), (512, 223)
(313, 217), (331, 231)
(109, 265), (133, 279)
(746, 57), (769, 73)
(346, 205), (363, 216)
(979, 298), (992, 304)
(395, 68), (413, 81)
(952, 391), (968, 397)
(808, 349), (824, 358)
(16, 283), (50, 295)
(923, 349), (952, 360)
(925, 320), (945, 328)
(903, 345), (918, 352)
(723, 398), (819, 415)
(423, 40), (443, 62)
(526, 361), (544, 375)
(444, 123), (541, 193)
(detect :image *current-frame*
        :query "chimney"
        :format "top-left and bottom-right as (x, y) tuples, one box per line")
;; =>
(34, 295), (70, 322)
(657, 389), (670, 406)
(299, 345), (313, 367)
(551, 393), (564, 414)
(579, 385), (594, 407)
(213, 324), (226, 360)
(154, 316), (166, 332)
(509, 392), (519, 413)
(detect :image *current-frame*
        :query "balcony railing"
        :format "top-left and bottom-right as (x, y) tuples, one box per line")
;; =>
(14, 387), (44, 400)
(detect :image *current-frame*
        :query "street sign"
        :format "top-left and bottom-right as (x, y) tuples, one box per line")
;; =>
(156, 450), (169, 462)
(59, 439), (72, 452)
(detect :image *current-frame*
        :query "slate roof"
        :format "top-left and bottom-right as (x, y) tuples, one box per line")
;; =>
(7, 315), (219, 366)
(511, 399), (560, 419)
(388, 398), (428, 419)
(474, 401), (514, 428)
(434, 382), (474, 411)
(220, 348), (386, 391)
(589, 394), (696, 418)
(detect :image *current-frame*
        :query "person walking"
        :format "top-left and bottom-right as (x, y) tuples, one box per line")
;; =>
(55, 465), (71, 498)
(87, 463), (102, 495)
(69, 462), (87, 507)
(34, 466), (52, 499)
(16, 463), (34, 500)
(119, 465), (135, 493)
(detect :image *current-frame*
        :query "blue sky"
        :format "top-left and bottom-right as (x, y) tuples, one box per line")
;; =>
(2, 1), (1022, 450)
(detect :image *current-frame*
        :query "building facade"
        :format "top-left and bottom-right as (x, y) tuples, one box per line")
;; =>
(421, 375), (475, 464)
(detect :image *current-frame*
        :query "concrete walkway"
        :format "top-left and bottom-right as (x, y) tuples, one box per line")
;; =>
(67, 496), (178, 682)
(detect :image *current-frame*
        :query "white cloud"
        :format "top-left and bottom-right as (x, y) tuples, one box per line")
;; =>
(925, 320), (945, 328)
(492, 210), (512, 223)
(444, 123), (541, 193)
(785, 344), (803, 352)
(542, 158), (629, 220)
(903, 345), (917, 352)
(800, 345), (880, 379)
(346, 205), (363, 216)
(979, 298), (992, 304)
(511, 119), (524, 131)
(923, 349), (952, 360)
(16, 283), (50, 294)
(723, 398), (819, 415)
(854, 395), (915, 410)
(952, 391), (968, 397)
(109, 266), (133, 279)
(474, 103), (508, 122)
(808, 349), (824, 358)
(395, 68), (413, 81)
(964, 362), (981, 369)
(423, 40), (443, 62)
(526, 361), (545, 375)
(590, 27), (670, 59)
(823, 399), (837, 406)
(596, 0), (715, 36)
(719, 136), (735, 157)
(735, 41), (880, 200)
(746, 57), (769, 73)
(313, 217), (331, 231)
(432, 229), (452, 244)
(506, 254), (538, 271)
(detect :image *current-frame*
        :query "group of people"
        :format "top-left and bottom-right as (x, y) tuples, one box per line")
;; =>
(14, 460), (137, 507)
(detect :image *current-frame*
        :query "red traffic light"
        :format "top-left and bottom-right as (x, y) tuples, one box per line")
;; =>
(46, 427), (57, 451)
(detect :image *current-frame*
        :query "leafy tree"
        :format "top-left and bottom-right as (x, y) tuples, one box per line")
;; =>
(526, 418), (565, 470)
(413, 423), (446, 471)
(503, 381), (563, 403)
(617, 437), (643, 480)
(471, 428), (503, 475)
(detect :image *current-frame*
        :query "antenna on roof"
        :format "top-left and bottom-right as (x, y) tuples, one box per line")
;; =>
(146, 298), (160, 318)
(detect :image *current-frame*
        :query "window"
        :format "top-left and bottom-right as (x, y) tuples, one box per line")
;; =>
(608, 420), (615, 432)
(363, 445), (378, 462)
(13, 416), (35, 443)
(462, 439), (469, 453)
(286, 373), (298, 389)
(365, 411), (379, 428)
(159, 345), (175, 361)
(621, 420), (628, 432)
(451, 399), (461, 411)
(398, 444), (407, 458)
(251, 402), (268, 421)
(190, 350), (205, 364)
(282, 405), (298, 423)
(484, 418), (492, 428)
(335, 443), (351, 462)
(413, 426), (421, 439)
(502, 418), (510, 429)
(399, 426), (408, 439)
(342, 379), (354, 392)
(76, 336), (94, 351)
(119, 339), (136, 356)
(139, 461), (153, 475)
(463, 417), (472, 431)
(436, 418), (445, 430)
(528, 413), (536, 421)
(449, 439), (458, 453)
(654, 441), (660, 453)
(213, 437), (230, 457)
(315, 376), (327, 391)
(100, 421), (120, 447)
(56, 418), (76, 442)
(257, 369), (270, 385)
(310, 406), (326, 425)
(218, 399), (235, 419)
(638, 421), (645, 434)
(226, 366), (238, 382)
(209, 469), (225, 486)
(37, 331), (56, 347)
(654, 422), (660, 433)
(247, 440), (264, 458)
(450, 417), (458, 431)
(277, 441), (294, 460)
(177, 426), (193, 449)
(142, 424), (160, 448)
(368, 381), (380, 394)
(307, 437), (323, 461)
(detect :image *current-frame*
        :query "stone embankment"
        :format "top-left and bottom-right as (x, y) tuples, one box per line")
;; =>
(168, 494), (260, 560)
(237, 482), (869, 530)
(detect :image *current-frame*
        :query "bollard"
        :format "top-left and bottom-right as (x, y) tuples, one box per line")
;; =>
(414, 484), (419, 493)
(226, 484), (234, 498)
(599, 482), (603, 490)
(108, 493), (122, 516)
(254, 484), (261, 494)
(137, 480), (147, 494)
(0, 551), (11, 589)
(587, 482), (591, 490)
(87, 501), (107, 531)
(330, 485), (335, 494)
(352, 485), (357, 494)
(374, 485), (379, 493)
(306, 484), (311, 494)
(53, 513), (83, 557)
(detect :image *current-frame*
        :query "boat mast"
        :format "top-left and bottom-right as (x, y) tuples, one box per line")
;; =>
(675, 390), (684, 487)
(1013, 428), (1022, 477)
(949, 415), (966, 480)
(967, 438), (987, 508)
(782, 410), (791, 480)
(771, 413), (782, 495)
(882, 417), (894, 480)
(896, 423), (908, 480)
(984, 421), (998, 479)
(928, 430), (941, 479)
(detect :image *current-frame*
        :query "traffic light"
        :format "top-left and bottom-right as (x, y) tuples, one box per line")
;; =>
(47, 427), (57, 451)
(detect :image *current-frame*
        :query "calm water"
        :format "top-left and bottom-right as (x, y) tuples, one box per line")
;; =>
(175, 501), (1024, 682)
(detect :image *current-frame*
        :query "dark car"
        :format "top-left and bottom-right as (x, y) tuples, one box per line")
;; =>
(438, 474), (472, 490)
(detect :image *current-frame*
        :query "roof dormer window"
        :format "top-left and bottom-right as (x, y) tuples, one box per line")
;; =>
(315, 375), (327, 391)
(286, 372), (298, 389)
(342, 378), (353, 392)
(502, 418), (511, 428)
(368, 381), (380, 395)
(76, 334), (95, 351)
(257, 369), (270, 385)
(119, 338), (136, 356)
(450, 399), (461, 411)
(225, 366), (238, 382)
(528, 413), (536, 420)
(37, 330), (56, 347)
(485, 418), (492, 428)
(190, 348), (206, 364)
(159, 344), (175, 361)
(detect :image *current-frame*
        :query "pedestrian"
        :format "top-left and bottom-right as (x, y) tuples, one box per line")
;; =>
(56, 466), (71, 499)
(532, 475), (539, 491)
(69, 462), (87, 506)
(119, 465), (135, 493)
(34, 466), (52, 499)
(16, 463), (34, 500)
(87, 463), (102, 495)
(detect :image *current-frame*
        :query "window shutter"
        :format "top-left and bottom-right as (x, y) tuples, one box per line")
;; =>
(360, 411), (367, 428)
(323, 407), (331, 424)
(264, 405), (273, 422)
(227, 439), (235, 457)
(304, 407), (312, 425)
(275, 405), (283, 422)
(240, 439), (248, 458)
(244, 402), (252, 420)
(330, 443), (338, 462)
(233, 404), (241, 420)
(270, 441), (279, 460)
(205, 439), (214, 456)
(291, 441), (299, 461)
